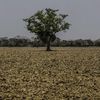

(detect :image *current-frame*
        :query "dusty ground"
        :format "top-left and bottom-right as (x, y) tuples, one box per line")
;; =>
(0, 47), (100, 100)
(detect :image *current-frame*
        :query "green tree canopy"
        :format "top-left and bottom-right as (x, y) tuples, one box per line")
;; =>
(23, 8), (70, 51)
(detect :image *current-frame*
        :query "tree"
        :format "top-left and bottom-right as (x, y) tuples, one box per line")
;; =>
(94, 39), (100, 46)
(23, 8), (70, 51)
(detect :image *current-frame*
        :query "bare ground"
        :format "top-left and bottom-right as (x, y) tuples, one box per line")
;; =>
(0, 47), (100, 100)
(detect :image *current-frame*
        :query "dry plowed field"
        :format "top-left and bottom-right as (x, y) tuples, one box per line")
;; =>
(0, 47), (100, 100)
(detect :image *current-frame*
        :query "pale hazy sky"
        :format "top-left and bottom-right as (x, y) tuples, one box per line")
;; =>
(0, 0), (100, 40)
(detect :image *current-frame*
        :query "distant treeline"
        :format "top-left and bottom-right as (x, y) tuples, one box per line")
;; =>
(0, 36), (100, 47)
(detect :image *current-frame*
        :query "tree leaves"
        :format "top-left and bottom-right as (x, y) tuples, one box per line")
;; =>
(23, 8), (70, 45)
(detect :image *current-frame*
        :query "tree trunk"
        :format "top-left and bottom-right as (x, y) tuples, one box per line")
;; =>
(46, 36), (51, 51)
